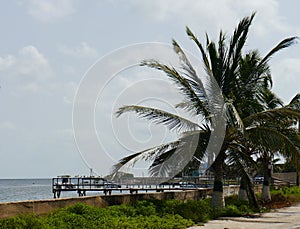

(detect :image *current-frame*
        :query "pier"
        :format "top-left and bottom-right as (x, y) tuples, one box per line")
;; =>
(52, 176), (214, 198)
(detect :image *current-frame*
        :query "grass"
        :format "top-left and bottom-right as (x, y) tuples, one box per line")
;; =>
(1, 186), (300, 228)
(271, 186), (300, 199)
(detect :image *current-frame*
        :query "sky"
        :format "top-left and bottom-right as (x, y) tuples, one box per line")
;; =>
(0, 0), (299, 178)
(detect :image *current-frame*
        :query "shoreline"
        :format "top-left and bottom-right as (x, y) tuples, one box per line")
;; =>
(0, 188), (239, 219)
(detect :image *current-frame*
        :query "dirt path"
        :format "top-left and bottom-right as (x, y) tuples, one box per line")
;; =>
(189, 203), (300, 229)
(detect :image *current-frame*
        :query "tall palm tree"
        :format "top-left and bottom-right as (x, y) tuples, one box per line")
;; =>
(245, 93), (300, 202)
(112, 13), (298, 208)
(233, 56), (298, 205)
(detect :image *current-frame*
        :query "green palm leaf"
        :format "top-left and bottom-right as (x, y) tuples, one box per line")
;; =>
(244, 107), (300, 124)
(223, 13), (255, 96)
(247, 126), (299, 157)
(111, 141), (180, 177)
(116, 105), (200, 132)
(287, 93), (300, 109)
(148, 130), (209, 177)
(224, 102), (245, 130)
(259, 37), (298, 68)
(186, 26), (211, 75)
(141, 60), (210, 117)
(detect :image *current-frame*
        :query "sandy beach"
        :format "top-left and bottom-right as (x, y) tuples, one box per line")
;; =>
(189, 203), (300, 229)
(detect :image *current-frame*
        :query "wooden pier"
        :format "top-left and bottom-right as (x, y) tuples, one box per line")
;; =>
(52, 176), (211, 198)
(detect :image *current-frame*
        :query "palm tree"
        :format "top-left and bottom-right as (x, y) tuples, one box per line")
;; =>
(112, 13), (298, 208)
(245, 93), (300, 202)
(233, 55), (299, 205)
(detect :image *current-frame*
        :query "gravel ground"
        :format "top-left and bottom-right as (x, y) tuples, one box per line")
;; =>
(188, 203), (300, 229)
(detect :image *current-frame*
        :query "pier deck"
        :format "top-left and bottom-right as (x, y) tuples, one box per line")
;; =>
(52, 177), (212, 198)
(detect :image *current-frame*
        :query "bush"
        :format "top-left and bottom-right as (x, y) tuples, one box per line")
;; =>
(0, 214), (46, 229)
(134, 200), (156, 216)
(225, 195), (255, 214)
(270, 186), (300, 203)
(223, 205), (242, 217)
(0, 196), (266, 228)
(174, 199), (211, 223)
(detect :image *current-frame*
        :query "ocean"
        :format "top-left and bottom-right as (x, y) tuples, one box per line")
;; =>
(0, 179), (78, 203)
(0, 178), (201, 203)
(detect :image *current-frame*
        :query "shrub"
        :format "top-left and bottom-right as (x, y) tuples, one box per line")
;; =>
(223, 205), (242, 217)
(0, 214), (45, 229)
(174, 199), (211, 223)
(0, 194), (270, 228)
(134, 200), (156, 216)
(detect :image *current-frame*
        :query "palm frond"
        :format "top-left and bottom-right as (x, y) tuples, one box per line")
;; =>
(111, 141), (180, 177)
(186, 26), (212, 76)
(287, 93), (300, 109)
(172, 39), (197, 79)
(223, 13), (255, 95)
(148, 130), (209, 177)
(116, 105), (200, 132)
(111, 151), (146, 177)
(259, 88), (283, 110)
(244, 107), (300, 124)
(148, 148), (178, 177)
(224, 102), (245, 130)
(227, 13), (255, 63)
(186, 28), (224, 100)
(172, 40), (210, 113)
(247, 126), (300, 158)
(259, 37), (298, 68)
(140, 60), (210, 117)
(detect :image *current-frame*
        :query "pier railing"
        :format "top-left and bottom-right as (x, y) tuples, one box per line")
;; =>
(52, 176), (240, 198)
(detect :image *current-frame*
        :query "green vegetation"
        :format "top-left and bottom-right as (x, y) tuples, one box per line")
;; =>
(3, 187), (300, 228)
(0, 197), (258, 229)
(4, 186), (300, 228)
(270, 186), (300, 203)
(0, 202), (192, 229)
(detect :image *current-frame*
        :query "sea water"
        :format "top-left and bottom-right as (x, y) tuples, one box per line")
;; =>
(0, 179), (78, 203)
(0, 179), (126, 203)
(0, 179), (186, 203)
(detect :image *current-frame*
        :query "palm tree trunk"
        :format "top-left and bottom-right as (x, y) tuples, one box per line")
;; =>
(211, 153), (225, 209)
(297, 119), (300, 186)
(261, 157), (271, 202)
(238, 174), (259, 209)
(238, 176), (248, 202)
(245, 177), (259, 209)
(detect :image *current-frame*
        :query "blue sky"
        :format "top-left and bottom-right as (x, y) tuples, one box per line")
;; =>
(0, 0), (299, 178)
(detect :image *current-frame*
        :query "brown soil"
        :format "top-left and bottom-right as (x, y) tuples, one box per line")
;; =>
(260, 193), (292, 209)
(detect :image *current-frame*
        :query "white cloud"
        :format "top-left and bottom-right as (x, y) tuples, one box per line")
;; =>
(27, 0), (75, 23)
(0, 55), (16, 70)
(125, 0), (296, 38)
(235, 1), (295, 36)
(63, 81), (78, 104)
(17, 46), (52, 80)
(59, 42), (98, 59)
(126, 0), (238, 29)
(272, 58), (300, 103)
(0, 45), (52, 80)
(0, 45), (52, 93)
